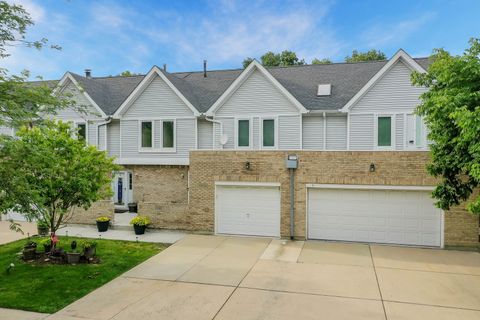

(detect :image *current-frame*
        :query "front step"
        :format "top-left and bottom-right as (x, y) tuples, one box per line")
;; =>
(113, 212), (137, 229)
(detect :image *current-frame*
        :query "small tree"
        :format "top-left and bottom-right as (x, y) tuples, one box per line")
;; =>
(0, 121), (119, 233)
(411, 38), (480, 214)
(345, 49), (386, 63)
(311, 58), (332, 64)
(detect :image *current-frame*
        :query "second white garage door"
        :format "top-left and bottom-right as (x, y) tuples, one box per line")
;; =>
(307, 187), (443, 247)
(216, 184), (281, 237)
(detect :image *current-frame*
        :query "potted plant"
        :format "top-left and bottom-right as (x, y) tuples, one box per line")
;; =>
(96, 216), (110, 232)
(128, 202), (138, 213)
(66, 240), (80, 264)
(130, 216), (150, 235)
(80, 240), (97, 260)
(40, 237), (53, 253)
(37, 220), (49, 236)
(22, 240), (37, 260)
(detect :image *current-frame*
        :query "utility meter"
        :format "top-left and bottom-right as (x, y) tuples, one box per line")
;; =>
(286, 154), (298, 169)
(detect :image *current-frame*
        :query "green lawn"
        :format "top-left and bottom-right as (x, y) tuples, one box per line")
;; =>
(0, 236), (167, 313)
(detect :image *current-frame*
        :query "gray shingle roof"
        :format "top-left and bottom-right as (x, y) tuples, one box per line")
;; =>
(50, 56), (431, 116)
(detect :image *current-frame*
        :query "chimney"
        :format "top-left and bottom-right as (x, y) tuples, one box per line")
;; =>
(203, 60), (207, 78)
(163, 64), (167, 72)
(85, 69), (92, 78)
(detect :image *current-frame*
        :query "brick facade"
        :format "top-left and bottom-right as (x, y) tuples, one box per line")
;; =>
(188, 151), (480, 247)
(68, 200), (114, 225)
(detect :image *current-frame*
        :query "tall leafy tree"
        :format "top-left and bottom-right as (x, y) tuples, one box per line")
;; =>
(0, 122), (119, 233)
(242, 57), (254, 68)
(345, 49), (386, 62)
(411, 38), (480, 214)
(311, 58), (332, 64)
(0, 1), (71, 128)
(243, 50), (306, 68)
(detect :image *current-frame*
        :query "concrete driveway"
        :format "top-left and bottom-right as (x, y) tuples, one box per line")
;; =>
(0, 221), (37, 245)
(47, 235), (480, 320)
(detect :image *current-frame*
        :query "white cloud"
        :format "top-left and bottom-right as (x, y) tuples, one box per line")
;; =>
(362, 12), (436, 48)
(10, 0), (45, 23)
(90, 3), (130, 29)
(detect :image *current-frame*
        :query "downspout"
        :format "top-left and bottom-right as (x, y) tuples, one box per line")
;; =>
(204, 114), (223, 148)
(289, 167), (295, 240)
(97, 116), (112, 147)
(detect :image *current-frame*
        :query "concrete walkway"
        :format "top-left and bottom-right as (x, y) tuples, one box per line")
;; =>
(0, 308), (49, 320)
(47, 236), (480, 320)
(0, 221), (37, 245)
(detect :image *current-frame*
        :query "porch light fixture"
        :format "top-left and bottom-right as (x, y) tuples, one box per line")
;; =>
(369, 163), (376, 172)
(245, 161), (251, 170)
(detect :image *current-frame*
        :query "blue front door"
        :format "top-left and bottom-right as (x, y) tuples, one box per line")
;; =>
(117, 177), (123, 204)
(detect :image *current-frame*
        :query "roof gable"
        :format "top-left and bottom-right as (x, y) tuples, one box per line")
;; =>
(113, 66), (200, 117)
(206, 60), (308, 116)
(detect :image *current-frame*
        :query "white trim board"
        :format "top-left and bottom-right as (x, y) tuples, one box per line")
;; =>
(215, 181), (281, 187)
(115, 158), (189, 165)
(206, 60), (308, 116)
(306, 184), (436, 191)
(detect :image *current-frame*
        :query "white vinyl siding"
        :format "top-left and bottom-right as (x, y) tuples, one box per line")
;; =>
(197, 119), (213, 149)
(55, 80), (101, 121)
(252, 117), (260, 149)
(98, 125), (106, 150)
(302, 116), (324, 150)
(350, 60), (427, 114)
(87, 122), (97, 146)
(395, 114), (405, 150)
(107, 120), (120, 157)
(123, 75), (195, 118)
(326, 115), (347, 150)
(120, 118), (195, 159)
(215, 69), (299, 116)
(0, 126), (13, 136)
(278, 115), (301, 150)
(349, 114), (374, 150)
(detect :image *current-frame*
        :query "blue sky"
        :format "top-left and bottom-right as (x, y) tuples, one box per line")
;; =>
(4, 0), (480, 80)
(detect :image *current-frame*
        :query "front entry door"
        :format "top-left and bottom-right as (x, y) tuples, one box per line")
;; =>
(117, 177), (123, 204)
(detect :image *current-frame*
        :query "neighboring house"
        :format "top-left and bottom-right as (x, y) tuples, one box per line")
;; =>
(3, 49), (479, 248)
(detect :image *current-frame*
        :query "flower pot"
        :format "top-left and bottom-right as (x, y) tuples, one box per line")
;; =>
(96, 220), (109, 232)
(37, 225), (49, 236)
(84, 247), (96, 260)
(128, 203), (138, 213)
(43, 244), (52, 253)
(67, 252), (81, 264)
(22, 247), (36, 260)
(133, 224), (146, 235)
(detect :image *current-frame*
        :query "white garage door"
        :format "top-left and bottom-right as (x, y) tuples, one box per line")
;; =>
(216, 184), (281, 237)
(307, 187), (442, 247)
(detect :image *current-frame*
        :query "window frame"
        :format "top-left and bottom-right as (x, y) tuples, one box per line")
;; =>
(138, 119), (176, 153)
(235, 117), (252, 149)
(374, 114), (395, 151)
(160, 119), (176, 152)
(75, 122), (87, 143)
(139, 120), (154, 150)
(260, 116), (278, 149)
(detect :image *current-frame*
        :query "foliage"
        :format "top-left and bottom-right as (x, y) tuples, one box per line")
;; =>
(36, 220), (49, 228)
(118, 70), (141, 77)
(311, 58), (332, 64)
(242, 57), (254, 68)
(345, 49), (386, 63)
(411, 38), (480, 214)
(80, 240), (97, 249)
(130, 216), (150, 226)
(39, 238), (51, 246)
(0, 1), (71, 129)
(0, 237), (166, 313)
(96, 216), (110, 222)
(243, 50), (306, 68)
(0, 121), (119, 233)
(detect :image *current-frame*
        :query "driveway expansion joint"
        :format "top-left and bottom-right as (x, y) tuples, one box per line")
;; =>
(369, 244), (388, 320)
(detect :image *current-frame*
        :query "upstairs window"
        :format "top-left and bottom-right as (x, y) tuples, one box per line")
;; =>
(77, 123), (86, 142)
(141, 121), (153, 148)
(237, 119), (250, 147)
(162, 121), (174, 148)
(377, 116), (392, 147)
(262, 119), (275, 148)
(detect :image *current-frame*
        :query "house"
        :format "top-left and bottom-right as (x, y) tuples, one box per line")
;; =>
(4, 49), (479, 248)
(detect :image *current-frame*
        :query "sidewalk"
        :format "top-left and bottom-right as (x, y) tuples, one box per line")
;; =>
(0, 221), (37, 245)
(0, 308), (49, 320)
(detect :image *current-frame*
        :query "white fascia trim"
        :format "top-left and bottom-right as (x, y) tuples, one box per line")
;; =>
(205, 60), (308, 116)
(115, 158), (189, 165)
(215, 181), (281, 187)
(54, 72), (108, 118)
(306, 184), (435, 191)
(113, 66), (200, 118)
(340, 49), (427, 113)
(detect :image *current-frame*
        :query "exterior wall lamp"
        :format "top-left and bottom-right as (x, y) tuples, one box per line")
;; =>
(370, 163), (376, 172)
(245, 161), (251, 170)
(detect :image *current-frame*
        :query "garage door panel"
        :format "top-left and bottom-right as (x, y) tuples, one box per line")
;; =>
(307, 188), (442, 247)
(216, 185), (280, 237)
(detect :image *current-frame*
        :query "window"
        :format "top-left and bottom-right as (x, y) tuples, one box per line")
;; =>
(415, 116), (423, 147)
(377, 116), (392, 147)
(141, 121), (153, 148)
(128, 172), (133, 190)
(162, 121), (174, 148)
(238, 119), (250, 147)
(77, 123), (86, 141)
(262, 119), (275, 147)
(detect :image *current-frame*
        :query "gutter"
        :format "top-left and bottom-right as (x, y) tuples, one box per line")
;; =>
(97, 116), (112, 147)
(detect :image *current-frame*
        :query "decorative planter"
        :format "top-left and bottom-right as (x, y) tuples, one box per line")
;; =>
(96, 220), (110, 232)
(66, 252), (80, 264)
(128, 203), (138, 213)
(133, 224), (146, 235)
(37, 225), (49, 236)
(84, 247), (96, 260)
(22, 247), (36, 260)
